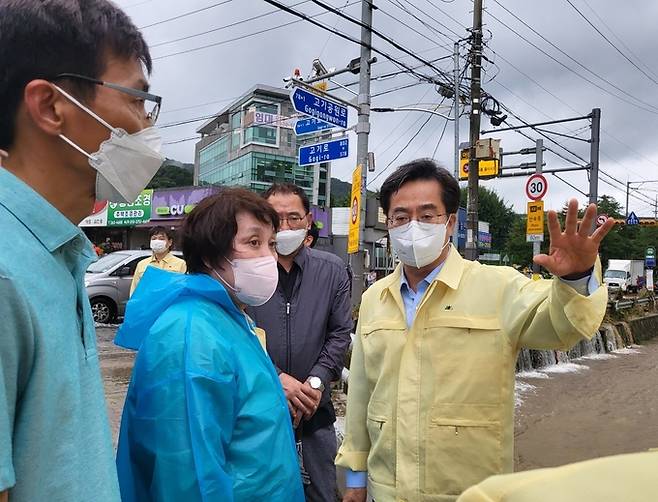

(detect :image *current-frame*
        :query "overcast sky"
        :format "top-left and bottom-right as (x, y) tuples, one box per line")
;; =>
(116, 0), (658, 215)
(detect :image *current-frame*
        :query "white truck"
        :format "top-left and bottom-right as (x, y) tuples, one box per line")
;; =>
(603, 259), (645, 293)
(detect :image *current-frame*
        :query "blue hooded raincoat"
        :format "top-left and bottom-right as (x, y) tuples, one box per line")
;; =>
(114, 267), (304, 502)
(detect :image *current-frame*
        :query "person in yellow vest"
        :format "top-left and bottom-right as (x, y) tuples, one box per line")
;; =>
(457, 450), (658, 502)
(336, 159), (615, 502)
(130, 226), (186, 296)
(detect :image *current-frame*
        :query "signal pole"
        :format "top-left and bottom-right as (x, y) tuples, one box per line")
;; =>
(466, 0), (483, 261)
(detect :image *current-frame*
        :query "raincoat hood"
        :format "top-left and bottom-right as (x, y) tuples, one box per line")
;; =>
(115, 267), (244, 350)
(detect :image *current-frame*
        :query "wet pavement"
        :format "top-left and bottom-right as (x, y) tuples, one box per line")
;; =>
(97, 326), (134, 447)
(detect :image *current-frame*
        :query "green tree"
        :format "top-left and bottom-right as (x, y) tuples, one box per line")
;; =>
(147, 164), (193, 189)
(460, 186), (515, 251)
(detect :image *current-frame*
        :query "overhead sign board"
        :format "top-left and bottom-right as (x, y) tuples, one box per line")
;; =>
(295, 116), (335, 136)
(348, 165), (362, 254)
(526, 173), (548, 201)
(459, 148), (499, 180)
(526, 200), (545, 241)
(290, 87), (348, 129)
(298, 137), (349, 166)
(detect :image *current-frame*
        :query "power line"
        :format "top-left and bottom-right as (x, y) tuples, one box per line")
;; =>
(432, 114), (451, 158)
(150, 0), (312, 48)
(369, 96), (449, 187)
(153, 1), (360, 61)
(580, 0), (658, 82)
(490, 0), (658, 114)
(564, 0), (658, 87)
(139, 0), (233, 30)
(485, 8), (658, 115)
(318, 0), (351, 59)
(307, 0), (454, 85)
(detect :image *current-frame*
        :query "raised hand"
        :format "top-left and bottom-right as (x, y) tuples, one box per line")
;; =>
(533, 198), (615, 278)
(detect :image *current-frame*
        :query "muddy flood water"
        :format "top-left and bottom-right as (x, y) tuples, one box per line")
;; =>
(99, 326), (658, 468)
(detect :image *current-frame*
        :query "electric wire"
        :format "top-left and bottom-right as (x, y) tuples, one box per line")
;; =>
(564, 0), (658, 87)
(139, 0), (233, 29)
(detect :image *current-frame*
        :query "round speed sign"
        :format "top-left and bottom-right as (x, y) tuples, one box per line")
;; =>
(526, 173), (548, 201)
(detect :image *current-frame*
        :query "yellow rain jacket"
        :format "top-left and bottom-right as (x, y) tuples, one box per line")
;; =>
(457, 451), (658, 502)
(336, 246), (607, 502)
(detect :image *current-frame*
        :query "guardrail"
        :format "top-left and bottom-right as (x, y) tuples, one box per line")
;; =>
(610, 297), (655, 312)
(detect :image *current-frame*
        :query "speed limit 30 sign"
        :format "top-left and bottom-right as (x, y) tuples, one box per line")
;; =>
(526, 173), (548, 201)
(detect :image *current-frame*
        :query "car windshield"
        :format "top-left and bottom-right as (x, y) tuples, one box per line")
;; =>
(604, 270), (626, 280)
(87, 253), (132, 273)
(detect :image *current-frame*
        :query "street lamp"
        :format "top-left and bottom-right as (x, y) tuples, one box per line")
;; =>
(371, 106), (455, 121)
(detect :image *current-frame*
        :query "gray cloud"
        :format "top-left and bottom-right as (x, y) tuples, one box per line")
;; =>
(117, 0), (658, 215)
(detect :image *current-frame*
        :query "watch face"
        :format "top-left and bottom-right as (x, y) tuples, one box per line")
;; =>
(310, 377), (321, 389)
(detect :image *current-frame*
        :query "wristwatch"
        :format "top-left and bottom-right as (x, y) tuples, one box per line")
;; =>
(308, 376), (325, 392)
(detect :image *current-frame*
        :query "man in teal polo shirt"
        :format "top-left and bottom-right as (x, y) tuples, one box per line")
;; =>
(0, 1), (161, 500)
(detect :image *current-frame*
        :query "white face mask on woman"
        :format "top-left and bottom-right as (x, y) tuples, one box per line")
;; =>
(389, 217), (452, 269)
(53, 84), (164, 204)
(211, 255), (279, 307)
(150, 239), (168, 254)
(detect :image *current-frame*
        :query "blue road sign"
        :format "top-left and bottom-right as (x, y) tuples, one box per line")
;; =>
(295, 117), (336, 136)
(290, 88), (348, 129)
(646, 257), (656, 268)
(627, 211), (640, 225)
(298, 138), (349, 166)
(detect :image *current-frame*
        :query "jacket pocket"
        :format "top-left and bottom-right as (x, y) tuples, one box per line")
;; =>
(366, 400), (395, 488)
(423, 415), (502, 496)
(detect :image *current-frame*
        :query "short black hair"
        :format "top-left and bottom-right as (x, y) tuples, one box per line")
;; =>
(263, 183), (310, 214)
(307, 221), (320, 248)
(380, 158), (460, 215)
(0, 0), (152, 149)
(149, 226), (173, 240)
(181, 187), (280, 274)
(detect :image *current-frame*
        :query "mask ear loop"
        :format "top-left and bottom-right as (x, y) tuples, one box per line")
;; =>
(204, 259), (239, 293)
(439, 214), (454, 255)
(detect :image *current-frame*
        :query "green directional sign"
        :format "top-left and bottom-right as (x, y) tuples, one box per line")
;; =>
(647, 247), (656, 258)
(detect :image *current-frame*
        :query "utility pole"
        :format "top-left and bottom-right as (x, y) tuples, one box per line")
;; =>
(453, 41), (460, 179)
(466, 0), (483, 261)
(533, 139), (543, 275)
(589, 108), (600, 213)
(351, 0), (373, 305)
(626, 180), (630, 218)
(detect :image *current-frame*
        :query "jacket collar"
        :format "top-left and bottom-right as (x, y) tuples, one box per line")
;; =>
(380, 245), (465, 301)
(292, 244), (309, 271)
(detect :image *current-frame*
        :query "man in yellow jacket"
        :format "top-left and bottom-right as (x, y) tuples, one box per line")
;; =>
(336, 159), (614, 502)
(457, 451), (658, 502)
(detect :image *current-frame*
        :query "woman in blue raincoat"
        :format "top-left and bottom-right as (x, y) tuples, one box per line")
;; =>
(115, 187), (305, 502)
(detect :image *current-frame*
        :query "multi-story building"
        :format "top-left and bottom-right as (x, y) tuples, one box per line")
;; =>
(194, 84), (331, 206)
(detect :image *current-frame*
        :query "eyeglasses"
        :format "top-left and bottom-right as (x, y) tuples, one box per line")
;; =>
(279, 213), (308, 228)
(388, 212), (449, 228)
(52, 73), (162, 124)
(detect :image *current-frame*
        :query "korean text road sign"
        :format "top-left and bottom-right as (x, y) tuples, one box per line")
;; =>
(526, 200), (545, 242)
(348, 165), (362, 254)
(526, 173), (548, 201)
(459, 148), (499, 180)
(295, 117), (335, 136)
(290, 87), (348, 129)
(626, 211), (640, 225)
(298, 137), (349, 166)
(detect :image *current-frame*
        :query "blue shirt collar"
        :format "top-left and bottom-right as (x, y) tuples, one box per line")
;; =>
(400, 260), (446, 293)
(0, 167), (88, 253)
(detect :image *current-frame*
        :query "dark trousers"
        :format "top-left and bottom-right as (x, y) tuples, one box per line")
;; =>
(302, 423), (338, 502)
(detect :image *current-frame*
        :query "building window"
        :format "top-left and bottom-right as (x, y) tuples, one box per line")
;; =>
(241, 99), (280, 148)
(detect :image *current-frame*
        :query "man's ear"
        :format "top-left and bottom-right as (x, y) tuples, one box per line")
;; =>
(23, 80), (68, 138)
